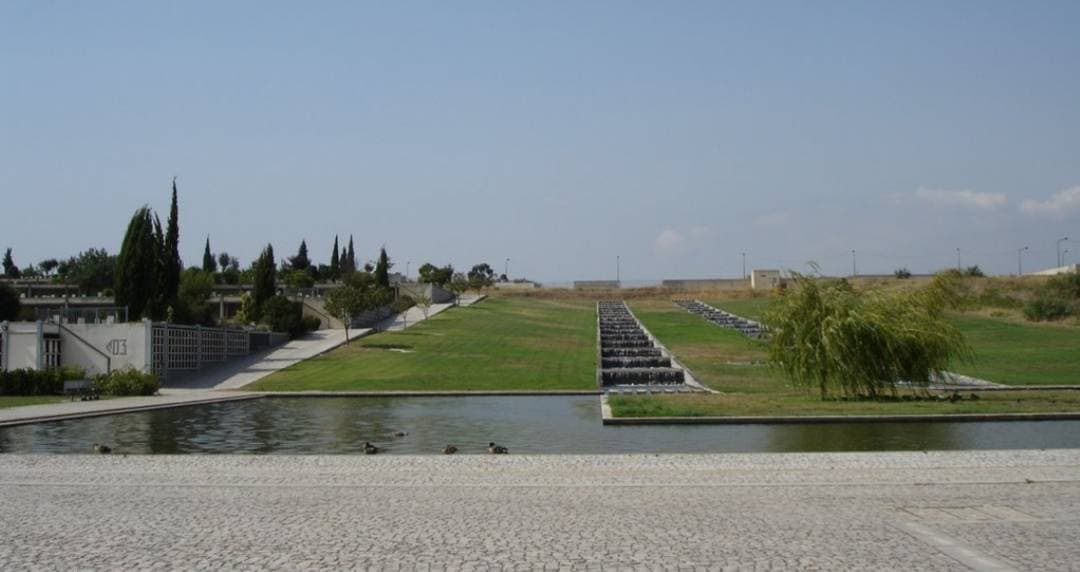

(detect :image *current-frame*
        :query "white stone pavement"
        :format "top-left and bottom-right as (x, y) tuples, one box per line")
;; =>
(0, 297), (487, 426)
(1, 450), (1079, 569)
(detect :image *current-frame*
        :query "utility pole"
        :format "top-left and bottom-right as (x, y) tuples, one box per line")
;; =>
(851, 250), (857, 277)
(405, 261), (410, 280)
(1018, 246), (1029, 275)
(956, 248), (961, 271)
(741, 252), (746, 280)
(505, 258), (510, 279)
(616, 255), (621, 284)
(1057, 237), (1069, 267)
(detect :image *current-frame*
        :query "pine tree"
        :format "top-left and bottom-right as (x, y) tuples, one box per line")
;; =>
(329, 236), (340, 281)
(290, 239), (311, 271)
(374, 247), (391, 288)
(202, 237), (217, 273)
(162, 178), (182, 309)
(251, 244), (277, 321)
(115, 207), (160, 320)
(2, 248), (20, 278)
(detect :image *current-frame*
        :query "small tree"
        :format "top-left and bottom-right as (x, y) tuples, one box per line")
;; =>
(414, 286), (433, 319)
(324, 272), (384, 342)
(374, 247), (392, 288)
(290, 240), (311, 272)
(251, 244), (277, 321)
(329, 236), (340, 281)
(2, 248), (20, 278)
(467, 263), (495, 293)
(763, 273), (969, 399)
(448, 273), (469, 305)
(176, 268), (215, 325)
(418, 263), (454, 287)
(38, 258), (59, 276)
(893, 267), (912, 279)
(341, 236), (357, 276)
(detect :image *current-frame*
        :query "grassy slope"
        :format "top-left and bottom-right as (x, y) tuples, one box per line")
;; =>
(710, 296), (1080, 386)
(250, 297), (597, 391)
(0, 396), (68, 410)
(616, 300), (1080, 417)
(949, 314), (1080, 385)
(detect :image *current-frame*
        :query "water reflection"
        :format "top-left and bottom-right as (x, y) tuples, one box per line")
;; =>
(1, 396), (1078, 454)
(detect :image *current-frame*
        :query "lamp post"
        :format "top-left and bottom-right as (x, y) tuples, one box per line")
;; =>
(741, 252), (746, 280)
(616, 255), (621, 285)
(1018, 246), (1029, 275)
(505, 258), (510, 279)
(851, 250), (857, 277)
(405, 261), (410, 280)
(1057, 237), (1069, 267)
(956, 248), (961, 271)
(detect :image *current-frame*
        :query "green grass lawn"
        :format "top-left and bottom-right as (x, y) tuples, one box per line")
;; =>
(707, 296), (1080, 386)
(0, 396), (68, 409)
(249, 297), (598, 391)
(619, 300), (1080, 417)
(949, 314), (1080, 385)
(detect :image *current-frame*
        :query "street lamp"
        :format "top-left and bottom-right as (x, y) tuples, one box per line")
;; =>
(851, 250), (857, 277)
(505, 257), (510, 279)
(741, 252), (746, 280)
(405, 261), (411, 280)
(1018, 246), (1029, 275)
(956, 248), (961, 271)
(616, 255), (621, 284)
(1057, 237), (1069, 267)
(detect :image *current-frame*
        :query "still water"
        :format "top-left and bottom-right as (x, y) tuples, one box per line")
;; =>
(2, 396), (1078, 454)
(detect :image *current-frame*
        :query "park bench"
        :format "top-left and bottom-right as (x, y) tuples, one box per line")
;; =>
(63, 379), (100, 401)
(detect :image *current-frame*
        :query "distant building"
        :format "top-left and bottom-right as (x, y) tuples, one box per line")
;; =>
(750, 269), (783, 291)
(1027, 264), (1079, 276)
(574, 280), (620, 290)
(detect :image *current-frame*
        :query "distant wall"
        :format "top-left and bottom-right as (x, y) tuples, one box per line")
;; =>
(661, 278), (749, 290)
(397, 282), (454, 304)
(2, 323), (41, 371)
(493, 282), (540, 290)
(1028, 265), (1079, 276)
(574, 281), (620, 290)
(60, 322), (149, 376)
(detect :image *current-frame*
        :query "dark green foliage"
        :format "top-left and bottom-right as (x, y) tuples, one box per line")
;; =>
(0, 367), (85, 396)
(260, 295), (305, 337)
(374, 247), (392, 288)
(323, 271), (390, 341)
(94, 368), (159, 396)
(391, 295), (415, 314)
(175, 268), (216, 325)
(329, 236), (340, 280)
(763, 273), (970, 399)
(964, 265), (984, 277)
(39, 258), (59, 276)
(251, 244), (277, 321)
(0, 282), (20, 320)
(2, 248), (19, 278)
(1023, 273), (1080, 321)
(301, 315), (322, 333)
(283, 269), (315, 290)
(418, 263), (454, 286)
(341, 236), (356, 275)
(290, 240), (311, 271)
(467, 263), (495, 291)
(115, 207), (161, 319)
(202, 237), (217, 273)
(893, 267), (912, 279)
(161, 180), (182, 310)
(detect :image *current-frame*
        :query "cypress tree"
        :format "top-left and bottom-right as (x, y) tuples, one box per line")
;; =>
(291, 240), (310, 271)
(162, 179), (182, 309)
(2, 248), (19, 278)
(329, 236), (340, 281)
(374, 247), (391, 288)
(251, 244), (276, 320)
(115, 207), (160, 320)
(342, 236), (356, 275)
(202, 237), (217, 273)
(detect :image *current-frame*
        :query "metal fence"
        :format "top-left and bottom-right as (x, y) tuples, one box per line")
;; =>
(150, 323), (252, 374)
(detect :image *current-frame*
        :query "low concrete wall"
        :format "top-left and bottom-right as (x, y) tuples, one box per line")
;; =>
(494, 282), (540, 290)
(575, 281), (620, 290)
(661, 278), (749, 290)
(60, 322), (150, 376)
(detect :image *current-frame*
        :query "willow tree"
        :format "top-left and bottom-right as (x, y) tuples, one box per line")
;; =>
(762, 273), (969, 399)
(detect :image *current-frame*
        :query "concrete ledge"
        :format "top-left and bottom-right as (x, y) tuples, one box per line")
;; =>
(0, 393), (263, 428)
(603, 409), (1080, 425)
(258, 390), (602, 397)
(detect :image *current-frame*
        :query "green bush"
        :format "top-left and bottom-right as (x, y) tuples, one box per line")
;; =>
(94, 368), (159, 396)
(391, 295), (415, 314)
(0, 366), (86, 396)
(301, 315), (322, 333)
(260, 295), (304, 337)
(1023, 273), (1080, 321)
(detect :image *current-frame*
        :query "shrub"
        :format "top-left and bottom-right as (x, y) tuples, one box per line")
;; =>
(301, 314), (322, 333)
(0, 366), (86, 396)
(260, 295), (304, 338)
(893, 268), (912, 279)
(1023, 273), (1080, 321)
(94, 368), (159, 396)
(391, 295), (415, 314)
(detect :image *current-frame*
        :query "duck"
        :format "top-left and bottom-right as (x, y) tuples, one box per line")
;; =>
(91, 443), (112, 454)
(488, 442), (508, 455)
(363, 441), (380, 455)
(442, 445), (458, 455)
(393, 431), (408, 438)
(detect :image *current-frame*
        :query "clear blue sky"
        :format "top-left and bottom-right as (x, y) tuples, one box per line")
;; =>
(2, 1), (1078, 281)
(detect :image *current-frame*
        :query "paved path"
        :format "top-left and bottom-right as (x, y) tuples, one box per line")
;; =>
(1, 450), (1078, 570)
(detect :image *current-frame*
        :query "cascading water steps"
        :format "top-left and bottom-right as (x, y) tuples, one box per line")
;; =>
(596, 301), (709, 394)
(674, 299), (766, 338)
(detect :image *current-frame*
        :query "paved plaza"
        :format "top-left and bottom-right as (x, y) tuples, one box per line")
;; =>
(2, 450), (1079, 570)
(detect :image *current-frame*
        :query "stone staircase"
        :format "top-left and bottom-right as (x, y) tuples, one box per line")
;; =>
(596, 301), (707, 394)
(674, 299), (765, 338)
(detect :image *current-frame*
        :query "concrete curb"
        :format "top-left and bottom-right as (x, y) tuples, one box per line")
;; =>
(602, 409), (1080, 425)
(0, 393), (263, 428)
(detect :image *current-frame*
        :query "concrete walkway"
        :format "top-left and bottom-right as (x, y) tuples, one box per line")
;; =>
(1, 450), (1078, 569)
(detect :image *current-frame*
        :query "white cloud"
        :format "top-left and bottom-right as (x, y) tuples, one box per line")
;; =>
(1020, 186), (1080, 219)
(654, 229), (684, 252)
(754, 211), (790, 227)
(912, 187), (1007, 210)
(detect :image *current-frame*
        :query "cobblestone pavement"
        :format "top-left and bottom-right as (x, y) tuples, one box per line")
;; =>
(2, 450), (1079, 570)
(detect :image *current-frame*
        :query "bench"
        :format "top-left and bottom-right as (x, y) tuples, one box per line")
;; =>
(63, 379), (99, 401)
